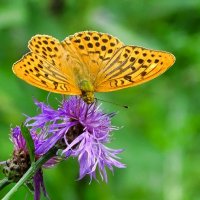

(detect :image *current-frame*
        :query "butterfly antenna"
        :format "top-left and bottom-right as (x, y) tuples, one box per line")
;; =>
(95, 98), (129, 109)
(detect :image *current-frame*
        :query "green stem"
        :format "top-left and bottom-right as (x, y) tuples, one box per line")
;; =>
(0, 178), (11, 190)
(2, 147), (57, 200)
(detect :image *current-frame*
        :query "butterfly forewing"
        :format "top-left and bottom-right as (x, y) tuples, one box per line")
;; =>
(62, 31), (124, 84)
(28, 35), (75, 77)
(95, 46), (175, 92)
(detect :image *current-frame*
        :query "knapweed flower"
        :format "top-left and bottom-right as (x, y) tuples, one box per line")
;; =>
(3, 126), (31, 182)
(3, 126), (52, 200)
(26, 96), (125, 182)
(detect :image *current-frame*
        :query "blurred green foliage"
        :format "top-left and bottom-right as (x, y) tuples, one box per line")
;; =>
(0, 0), (200, 199)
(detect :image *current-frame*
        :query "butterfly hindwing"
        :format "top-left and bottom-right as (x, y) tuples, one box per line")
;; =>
(95, 46), (175, 92)
(13, 52), (81, 95)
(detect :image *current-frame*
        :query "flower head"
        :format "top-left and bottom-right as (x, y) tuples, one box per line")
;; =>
(3, 127), (31, 183)
(26, 96), (125, 182)
(4, 126), (53, 200)
(11, 126), (27, 152)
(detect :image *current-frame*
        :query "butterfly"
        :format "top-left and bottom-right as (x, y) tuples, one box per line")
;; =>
(13, 31), (175, 104)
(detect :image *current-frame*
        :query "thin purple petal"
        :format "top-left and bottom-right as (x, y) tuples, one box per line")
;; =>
(33, 169), (49, 200)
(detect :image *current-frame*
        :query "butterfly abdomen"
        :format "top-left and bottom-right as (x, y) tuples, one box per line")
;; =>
(79, 80), (95, 104)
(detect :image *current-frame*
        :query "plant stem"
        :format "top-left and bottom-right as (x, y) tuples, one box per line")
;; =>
(2, 147), (57, 200)
(0, 178), (11, 190)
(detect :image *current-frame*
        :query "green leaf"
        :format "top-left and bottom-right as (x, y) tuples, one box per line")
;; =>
(20, 123), (35, 163)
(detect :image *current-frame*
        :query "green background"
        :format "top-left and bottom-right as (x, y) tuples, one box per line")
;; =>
(0, 0), (200, 199)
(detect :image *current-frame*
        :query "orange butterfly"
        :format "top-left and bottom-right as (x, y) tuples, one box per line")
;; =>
(13, 31), (175, 103)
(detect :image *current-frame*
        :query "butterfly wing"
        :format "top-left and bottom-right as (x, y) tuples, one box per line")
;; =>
(95, 46), (175, 92)
(13, 35), (81, 95)
(13, 32), (175, 98)
(61, 31), (124, 84)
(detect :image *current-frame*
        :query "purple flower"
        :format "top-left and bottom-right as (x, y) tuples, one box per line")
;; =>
(33, 169), (49, 200)
(11, 126), (27, 152)
(26, 96), (125, 182)
(11, 126), (59, 168)
(10, 126), (53, 200)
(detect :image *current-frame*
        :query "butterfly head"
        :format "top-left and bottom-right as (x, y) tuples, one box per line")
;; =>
(79, 80), (95, 104)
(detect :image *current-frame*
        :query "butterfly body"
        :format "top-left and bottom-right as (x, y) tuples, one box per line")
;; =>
(79, 80), (95, 104)
(13, 31), (175, 104)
